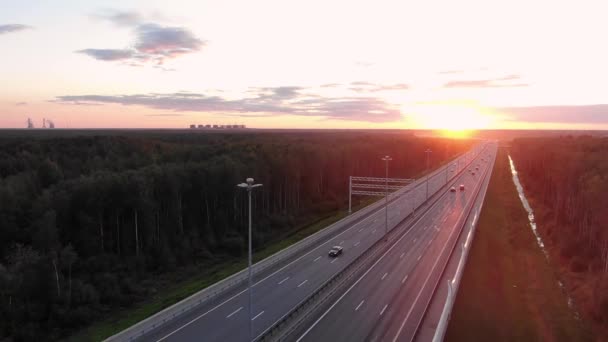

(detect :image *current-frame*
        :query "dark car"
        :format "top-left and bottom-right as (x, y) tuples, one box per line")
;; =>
(329, 246), (343, 257)
(460, 184), (465, 191)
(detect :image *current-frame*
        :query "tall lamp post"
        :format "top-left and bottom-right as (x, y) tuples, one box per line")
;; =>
(381, 156), (392, 240)
(237, 178), (262, 341)
(425, 149), (432, 200)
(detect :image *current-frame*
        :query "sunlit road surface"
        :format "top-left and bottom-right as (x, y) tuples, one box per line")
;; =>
(296, 144), (496, 342)
(136, 147), (487, 342)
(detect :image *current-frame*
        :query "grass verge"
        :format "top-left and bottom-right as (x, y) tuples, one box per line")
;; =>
(445, 148), (591, 342)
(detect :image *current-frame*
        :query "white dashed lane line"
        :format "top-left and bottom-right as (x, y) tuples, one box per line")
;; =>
(226, 307), (243, 319)
(355, 300), (365, 311)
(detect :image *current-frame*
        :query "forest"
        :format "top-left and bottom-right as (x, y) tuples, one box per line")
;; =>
(511, 135), (608, 339)
(0, 130), (471, 341)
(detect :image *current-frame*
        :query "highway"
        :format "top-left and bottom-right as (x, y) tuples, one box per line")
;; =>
(295, 143), (496, 342)
(126, 146), (485, 342)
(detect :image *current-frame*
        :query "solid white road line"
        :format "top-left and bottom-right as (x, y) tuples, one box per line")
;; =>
(226, 307), (243, 319)
(278, 277), (290, 285)
(381, 272), (388, 280)
(252, 311), (264, 321)
(313, 256), (322, 262)
(355, 300), (365, 311)
(380, 304), (388, 316)
(297, 280), (308, 288)
(402, 274), (409, 284)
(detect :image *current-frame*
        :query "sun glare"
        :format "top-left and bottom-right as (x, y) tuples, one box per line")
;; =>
(404, 102), (494, 136)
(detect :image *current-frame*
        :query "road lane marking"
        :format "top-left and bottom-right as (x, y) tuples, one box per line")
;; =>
(278, 277), (290, 285)
(354, 241), (360, 247)
(359, 228), (364, 232)
(355, 300), (365, 311)
(402, 274), (409, 284)
(226, 307), (243, 318)
(372, 229), (377, 234)
(413, 237), (417, 243)
(330, 258), (338, 264)
(313, 256), (322, 262)
(400, 252), (405, 259)
(252, 311), (264, 321)
(417, 255), (422, 261)
(380, 304), (388, 316)
(297, 280), (308, 288)
(382, 272), (388, 280)
(339, 240), (344, 245)
(428, 240), (432, 247)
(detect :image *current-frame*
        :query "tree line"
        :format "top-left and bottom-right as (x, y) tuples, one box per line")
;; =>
(0, 131), (470, 340)
(511, 135), (608, 338)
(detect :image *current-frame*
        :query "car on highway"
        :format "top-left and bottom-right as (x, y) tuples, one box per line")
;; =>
(472, 171), (475, 175)
(329, 246), (343, 257)
(450, 186), (456, 192)
(475, 166), (479, 170)
(460, 184), (465, 191)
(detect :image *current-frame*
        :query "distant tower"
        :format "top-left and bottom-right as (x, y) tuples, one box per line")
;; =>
(27, 118), (34, 129)
(48, 120), (55, 129)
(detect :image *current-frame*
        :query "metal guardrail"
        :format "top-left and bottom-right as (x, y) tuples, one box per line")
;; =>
(104, 147), (480, 342)
(432, 145), (496, 342)
(407, 144), (493, 342)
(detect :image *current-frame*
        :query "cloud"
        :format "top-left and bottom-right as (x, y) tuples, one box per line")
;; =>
(15, 102), (27, 106)
(497, 104), (608, 124)
(77, 49), (134, 61)
(444, 74), (528, 88)
(79, 12), (204, 67)
(55, 86), (403, 122)
(132, 24), (205, 64)
(144, 113), (184, 117)
(349, 81), (409, 92)
(93, 10), (142, 27)
(0, 24), (32, 35)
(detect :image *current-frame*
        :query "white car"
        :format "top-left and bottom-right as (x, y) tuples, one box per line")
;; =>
(450, 186), (456, 192)
(329, 246), (343, 257)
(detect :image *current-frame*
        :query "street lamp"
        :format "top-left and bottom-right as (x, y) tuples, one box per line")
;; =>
(381, 156), (392, 240)
(425, 149), (432, 200)
(237, 178), (262, 341)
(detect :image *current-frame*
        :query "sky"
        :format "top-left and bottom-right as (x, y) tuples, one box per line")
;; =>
(1, 0), (608, 130)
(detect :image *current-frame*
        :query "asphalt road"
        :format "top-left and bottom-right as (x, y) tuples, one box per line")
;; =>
(295, 143), (496, 342)
(137, 147), (484, 342)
